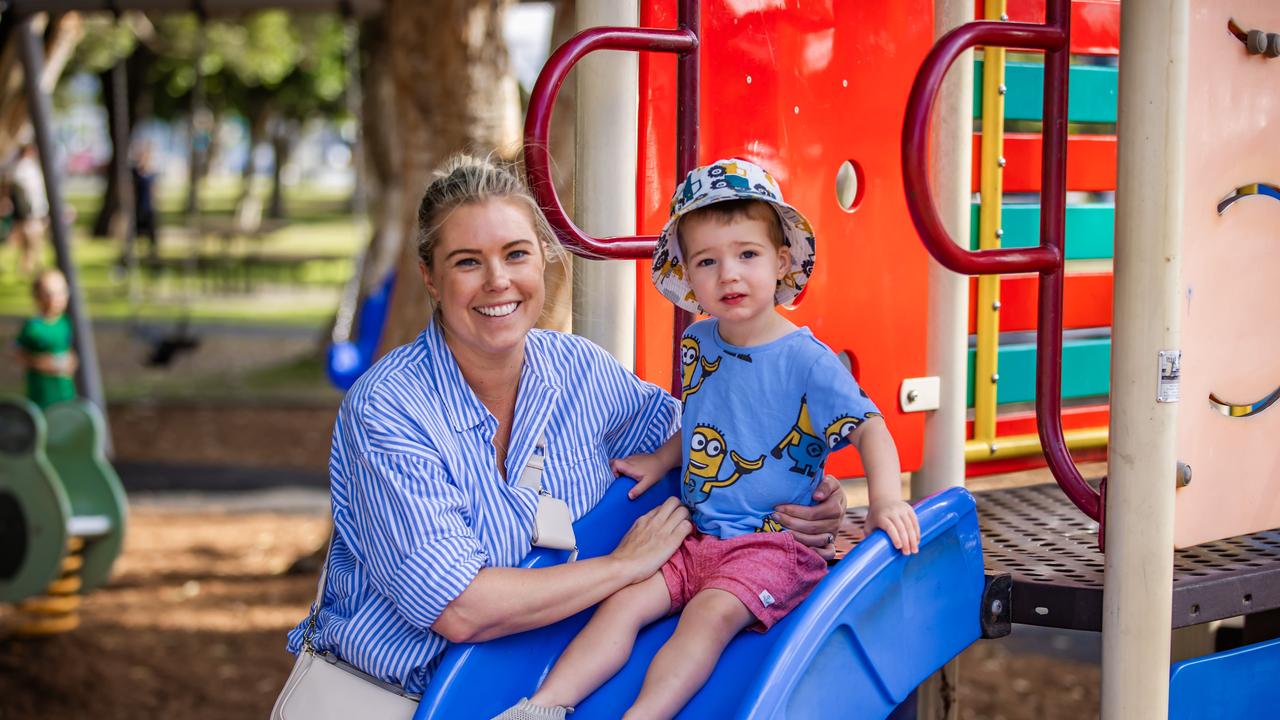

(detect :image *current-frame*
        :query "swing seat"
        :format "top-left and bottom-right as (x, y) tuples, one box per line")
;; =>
(416, 472), (985, 719)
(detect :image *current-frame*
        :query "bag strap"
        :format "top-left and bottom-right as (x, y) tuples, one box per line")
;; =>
(516, 434), (547, 491)
(300, 529), (333, 651)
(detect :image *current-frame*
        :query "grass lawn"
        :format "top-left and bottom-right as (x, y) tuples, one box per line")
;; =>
(0, 179), (363, 328)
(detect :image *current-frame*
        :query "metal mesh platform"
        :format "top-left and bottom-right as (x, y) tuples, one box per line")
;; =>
(837, 483), (1280, 632)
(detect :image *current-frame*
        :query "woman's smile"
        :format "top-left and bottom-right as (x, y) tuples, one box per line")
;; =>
(476, 301), (521, 318)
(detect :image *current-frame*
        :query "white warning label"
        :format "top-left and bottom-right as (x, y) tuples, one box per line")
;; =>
(1157, 350), (1181, 403)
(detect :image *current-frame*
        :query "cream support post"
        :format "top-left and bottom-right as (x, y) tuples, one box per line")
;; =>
(1102, 1), (1186, 716)
(573, 1), (639, 368)
(913, 1), (973, 717)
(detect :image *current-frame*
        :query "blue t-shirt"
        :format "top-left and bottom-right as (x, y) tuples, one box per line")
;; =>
(679, 319), (881, 538)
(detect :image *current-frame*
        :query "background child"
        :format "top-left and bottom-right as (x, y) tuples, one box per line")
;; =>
(14, 268), (78, 408)
(494, 159), (920, 720)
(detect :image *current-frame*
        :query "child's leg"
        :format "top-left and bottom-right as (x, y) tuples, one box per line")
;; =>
(529, 571), (673, 709)
(623, 588), (755, 720)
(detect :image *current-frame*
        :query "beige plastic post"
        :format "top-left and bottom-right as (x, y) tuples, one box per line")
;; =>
(572, 1), (639, 368)
(914, 1), (974, 717)
(1102, 1), (1186, 717)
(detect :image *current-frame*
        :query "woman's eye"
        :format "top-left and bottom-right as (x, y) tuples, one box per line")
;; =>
(508, 250), (530, 261)
(455, 257), (480, 268)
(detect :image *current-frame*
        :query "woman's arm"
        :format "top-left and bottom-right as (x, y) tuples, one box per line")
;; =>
(433, 497), (692, 643)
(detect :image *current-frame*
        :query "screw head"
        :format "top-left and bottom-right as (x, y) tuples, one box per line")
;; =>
(991, 373), (1000, 383)
(906, 389), (920, 403)
(997, 156), (1007, 167)
(997, 83), (1007, 95)
(991, 599), (1004, 615)
(1267, 33), (1280, 58)
(995, 228), (1004, 238)
(992, 300), (1002, 311)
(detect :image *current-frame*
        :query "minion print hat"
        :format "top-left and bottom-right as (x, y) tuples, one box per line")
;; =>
(650, 157), (817, 314)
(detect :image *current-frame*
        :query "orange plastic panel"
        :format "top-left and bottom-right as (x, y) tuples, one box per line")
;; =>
(968, 272), (1114, 333)
(636, 1), (935, 477)
(1173, 0), (1280, 548)
(972, 133), (1117, 193)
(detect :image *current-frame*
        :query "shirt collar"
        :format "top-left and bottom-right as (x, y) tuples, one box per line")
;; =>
(420, 320), (489, 432)
(420, 321), (563, 433)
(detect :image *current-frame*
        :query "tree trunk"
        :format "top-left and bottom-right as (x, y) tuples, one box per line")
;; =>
(355, 14), (402, 295)
(268, 117), (292, 220)
(377, 0), (523, 353)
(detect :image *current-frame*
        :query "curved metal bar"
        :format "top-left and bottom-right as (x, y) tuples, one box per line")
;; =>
(524, 26), (698, 260)
(1216, 182), (1280, 214)
(902, 0), (1101, 521)
(902, 20), (1066, 275)
(1209, 386), (1280, 418)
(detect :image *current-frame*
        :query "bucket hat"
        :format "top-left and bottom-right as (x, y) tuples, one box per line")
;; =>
(650, 157), (816, 313)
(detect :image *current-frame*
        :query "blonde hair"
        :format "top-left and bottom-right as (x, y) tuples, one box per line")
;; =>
(416, 153), (565, 268)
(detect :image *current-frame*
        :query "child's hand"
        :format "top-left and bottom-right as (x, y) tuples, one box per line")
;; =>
(611, 453), (671, 500)
(865, 499), (921, 555)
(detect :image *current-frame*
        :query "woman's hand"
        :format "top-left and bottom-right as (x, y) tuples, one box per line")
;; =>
(773, 474), (847, 561)
(865, 499), (921, 555)
(608, 496), (692, 584)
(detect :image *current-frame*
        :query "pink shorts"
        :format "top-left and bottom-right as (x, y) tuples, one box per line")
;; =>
(660, 530), (828, 631)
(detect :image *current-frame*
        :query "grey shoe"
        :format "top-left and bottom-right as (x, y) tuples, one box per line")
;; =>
(489, 698), (569, 720)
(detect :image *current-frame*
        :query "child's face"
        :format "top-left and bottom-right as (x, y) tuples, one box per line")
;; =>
(681, 215), (789, 325)
(35, 274), (69, 317)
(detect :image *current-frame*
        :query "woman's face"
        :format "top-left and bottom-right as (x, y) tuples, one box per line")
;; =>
(421, 198), (546, 361)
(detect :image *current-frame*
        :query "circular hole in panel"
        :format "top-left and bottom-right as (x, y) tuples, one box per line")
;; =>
(835, 159), (865, 213)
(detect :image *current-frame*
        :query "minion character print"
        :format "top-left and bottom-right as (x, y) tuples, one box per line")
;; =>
(825, 414), (869, 449)
(680, 336), (721, 400)
(771, 396), (826, 478)
(684, 424), (766, 505)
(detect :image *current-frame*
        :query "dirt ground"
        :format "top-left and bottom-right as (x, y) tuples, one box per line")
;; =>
(0, 400), (1104, 719)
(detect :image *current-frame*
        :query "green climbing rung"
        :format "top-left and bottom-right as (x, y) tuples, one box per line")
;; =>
(966, 336), (1111, 406)
(968, 203), (1114, 260)
(973, 60), (1118, 123)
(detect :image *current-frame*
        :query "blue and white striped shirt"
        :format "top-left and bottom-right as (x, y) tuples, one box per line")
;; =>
(287, 321), (679, 694)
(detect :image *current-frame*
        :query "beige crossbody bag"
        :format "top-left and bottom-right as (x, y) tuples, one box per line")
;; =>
(271, 435), (577, 719)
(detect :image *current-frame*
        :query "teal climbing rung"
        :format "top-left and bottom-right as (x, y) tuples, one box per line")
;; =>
(973, 60), (1118, 123)
(966, 336), (1111, 406)
(969, 203), (1114, 260)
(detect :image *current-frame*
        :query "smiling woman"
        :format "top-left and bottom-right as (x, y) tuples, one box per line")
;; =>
(275, 154), (850, 713)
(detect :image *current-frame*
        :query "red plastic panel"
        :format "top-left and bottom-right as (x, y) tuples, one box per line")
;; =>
(636, 1), (935, 477)
(972, 133), (1117, 192)
(995, 0), (1120, 55)
(968, 271), (1114, 333)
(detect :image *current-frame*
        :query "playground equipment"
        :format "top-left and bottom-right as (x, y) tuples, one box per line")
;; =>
(0, 397), (128, 635)
(326, 270), (394, 390)
(416, 474), (995, 719)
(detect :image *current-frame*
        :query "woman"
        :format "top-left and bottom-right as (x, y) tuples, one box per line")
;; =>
(286, 155), (847, 695)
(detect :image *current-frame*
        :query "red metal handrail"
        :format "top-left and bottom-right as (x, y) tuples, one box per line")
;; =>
(902, 0), (1102, 522)
(523, 25), (698, 260)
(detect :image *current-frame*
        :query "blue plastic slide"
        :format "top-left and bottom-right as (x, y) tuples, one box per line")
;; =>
(326, 271), (395, 391)
(1169, 636), (1280, 720)
(415, 472), (985, 719)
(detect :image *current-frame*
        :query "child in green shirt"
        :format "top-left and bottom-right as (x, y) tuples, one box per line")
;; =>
(14, 268), (77, 407)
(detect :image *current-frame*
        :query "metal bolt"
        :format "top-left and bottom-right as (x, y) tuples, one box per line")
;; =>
(999, 13), (1009, 21)
(988, 442), (999, 455)
(991, 599), (1004, 615)
(906, 389), (920, 403)
(997, 156), (1007, 168)
(998, 83), (1007, 95)
(1176, 461), (1193, 488)
(995, 228), (1004, 238)
(992, 300), (1002, 311)
(991, 373), (1000, 383)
